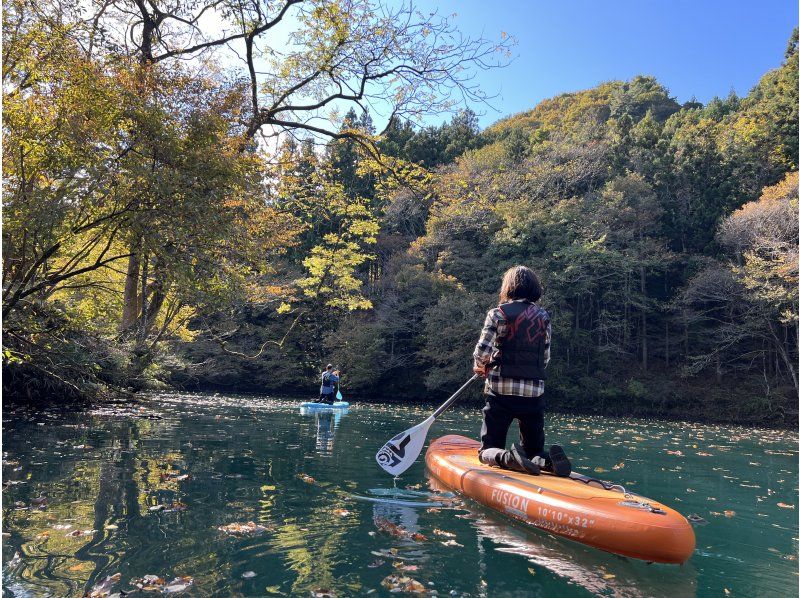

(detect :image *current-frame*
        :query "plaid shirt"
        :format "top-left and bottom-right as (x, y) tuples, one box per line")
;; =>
(473, 301), (551, 398)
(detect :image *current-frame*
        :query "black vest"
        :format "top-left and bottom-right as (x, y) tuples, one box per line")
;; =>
(321, 372), (333, 388)
(493, 301), (549, 380)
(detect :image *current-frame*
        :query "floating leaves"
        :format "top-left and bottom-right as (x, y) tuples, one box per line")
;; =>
(367, 559), (385, 568)
(87, 573), (121, 597)
(724, 510), (736, 518)
(297, 474), (316, 484)
(432, 529), (456, 538)
(218, 521), (270, 536)
(687, 514), (708, 526)
(440, 539), (463, 548)
(66, 529), (95, 538)
(130, 575), (194, 594)
(777, 502), (795, 509)
(241, 571), (256, 579)
(394, 562), (419, 572)
(381, 574), (426, 594)
(332, 509), (350, 517)
(374, 517), (427, 542)
(612, 462), (625, 470)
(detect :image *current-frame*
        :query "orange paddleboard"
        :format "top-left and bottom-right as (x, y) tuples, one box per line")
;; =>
(425, 435), (696, 564)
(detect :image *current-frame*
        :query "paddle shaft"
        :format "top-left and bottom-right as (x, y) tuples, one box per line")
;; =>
(431, 374), (480, 419)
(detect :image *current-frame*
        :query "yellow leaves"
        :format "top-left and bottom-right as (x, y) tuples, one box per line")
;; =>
(276, 302), (292, 315)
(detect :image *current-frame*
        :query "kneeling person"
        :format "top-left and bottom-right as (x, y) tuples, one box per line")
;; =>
(317, 365), (340, 404)
(472, 265), (571, 477)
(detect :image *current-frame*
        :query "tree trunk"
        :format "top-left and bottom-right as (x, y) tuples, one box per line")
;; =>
(120, 237), (142, 332)
(640, 266), (647, 371)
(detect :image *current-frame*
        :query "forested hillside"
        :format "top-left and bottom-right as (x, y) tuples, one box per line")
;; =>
(3, 2), (796, 426)
(174, 34), (798, 425)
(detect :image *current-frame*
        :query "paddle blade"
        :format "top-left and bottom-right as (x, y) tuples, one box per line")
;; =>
(375, 417), (434, 477)
(336, 389), (343, 401)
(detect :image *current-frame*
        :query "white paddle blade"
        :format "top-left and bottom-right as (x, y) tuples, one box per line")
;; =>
(375, 417), (434, 477)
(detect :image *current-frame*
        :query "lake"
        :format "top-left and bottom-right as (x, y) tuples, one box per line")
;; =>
(2, 392), (797, 597)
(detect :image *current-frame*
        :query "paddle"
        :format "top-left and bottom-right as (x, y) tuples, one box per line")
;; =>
(375, 374), (480, 476)
(336, 387), (343, 401)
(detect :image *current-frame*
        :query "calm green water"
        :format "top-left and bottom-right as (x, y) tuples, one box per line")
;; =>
(2, 393), (797, 597)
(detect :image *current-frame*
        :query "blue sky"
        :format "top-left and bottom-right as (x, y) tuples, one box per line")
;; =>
(418, 0), (798, 128)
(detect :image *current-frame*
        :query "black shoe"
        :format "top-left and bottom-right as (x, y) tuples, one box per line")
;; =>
(548, 445), (571, 477)
(505, 443), (540, 475)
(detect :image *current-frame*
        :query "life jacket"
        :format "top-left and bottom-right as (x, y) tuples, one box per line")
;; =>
(321, 372), (333, 388)
(492, 301), (549, 380)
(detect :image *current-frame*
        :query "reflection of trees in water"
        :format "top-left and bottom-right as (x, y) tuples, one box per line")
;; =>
(268, 495), (361, 595)
(3, 418), (145, 596)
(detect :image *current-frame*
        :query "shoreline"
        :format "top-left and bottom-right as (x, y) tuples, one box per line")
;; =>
(4, 385), (797, 431)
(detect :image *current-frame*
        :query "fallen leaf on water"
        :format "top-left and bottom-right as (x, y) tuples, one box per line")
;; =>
(697, 452), (713, 457)
(724, 510), (735, 518)
(440, 539), (463, 547)
(104, 524), (118, 530)
(603, 573), (616, 580)
(777, 503), (795, 509)
(426, 508), (441, 514)
(527, 568), (536, 576)
(131, 575), (166, 591)
(593, 467), (607, 473)
(612, 462), (625, 470)
(264, 585), (283, 595)
(367, 559), (385, 568)
(433, 529), (456, 538)
(66, 529), (95, 538)
(164, 576), (194, 594)
(394, 563), (419, 572)
(87, 573), (121, 597)
(297, 474), (315, 484)
(332, 509), (350, 517)
(241, 571), (256, 579)
(666, 450), (683, 456)
(218, 521), (269, 536)
(709, 511), (722, 516)
(374, 517), (426, 542)
(381, 575), (426, 594)
(724, 589), (730, 596)
(405, 484), (422, 490)
(687, 514), (708, 526)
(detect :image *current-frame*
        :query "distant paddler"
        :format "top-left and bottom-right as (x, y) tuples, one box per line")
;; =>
(315, 364), (341, 405)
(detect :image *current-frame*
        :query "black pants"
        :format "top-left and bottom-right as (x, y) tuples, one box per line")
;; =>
(479, 391), (546, 466)
(318, 393), (334, 404)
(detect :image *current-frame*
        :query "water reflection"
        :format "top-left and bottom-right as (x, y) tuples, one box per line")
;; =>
(2, 394), (797, 598)
(298, 408), (347, 455)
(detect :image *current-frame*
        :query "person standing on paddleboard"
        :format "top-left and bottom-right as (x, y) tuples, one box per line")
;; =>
(472, 265), (572, 477)
(316, 364), (340, 404)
